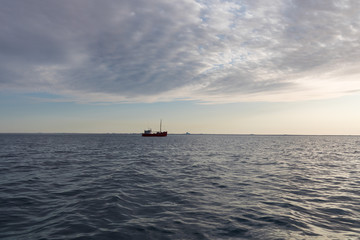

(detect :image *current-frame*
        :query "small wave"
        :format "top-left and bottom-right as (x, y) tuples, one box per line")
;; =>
(317, 207), (352, 216)
(328, 195), (355, 201)
(1, 134), (360, 239)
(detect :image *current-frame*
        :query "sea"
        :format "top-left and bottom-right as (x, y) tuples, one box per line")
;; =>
(0, 134), (359, 240)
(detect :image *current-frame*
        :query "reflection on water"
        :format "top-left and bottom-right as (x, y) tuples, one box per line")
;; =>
(0, 134), (359, 239)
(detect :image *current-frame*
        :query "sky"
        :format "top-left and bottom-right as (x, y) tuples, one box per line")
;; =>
(1, 0), (360, 134)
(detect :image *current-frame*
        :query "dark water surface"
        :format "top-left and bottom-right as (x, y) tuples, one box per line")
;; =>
(0, 134), (359, 239)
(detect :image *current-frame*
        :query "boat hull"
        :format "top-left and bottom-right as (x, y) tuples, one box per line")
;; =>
(142, 132), (167, 137)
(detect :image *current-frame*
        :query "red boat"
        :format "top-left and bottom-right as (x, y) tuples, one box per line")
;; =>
(142, 120), (167, 137)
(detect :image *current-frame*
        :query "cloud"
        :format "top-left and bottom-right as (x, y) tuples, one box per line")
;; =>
(1, 0), (360, 103)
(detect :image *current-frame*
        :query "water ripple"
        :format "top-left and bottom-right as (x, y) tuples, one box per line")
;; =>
(0, 134), (360, 239)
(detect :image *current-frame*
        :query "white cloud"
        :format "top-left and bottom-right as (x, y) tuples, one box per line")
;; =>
(1, 0), (360, 103)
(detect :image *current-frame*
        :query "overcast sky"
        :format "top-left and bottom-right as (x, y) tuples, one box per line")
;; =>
(1, 0), (360, 133)
(2, 0), (360, 103)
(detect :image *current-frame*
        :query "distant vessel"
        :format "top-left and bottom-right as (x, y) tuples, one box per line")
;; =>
(142, 120), (167, 137)
(185, 132), (190, 135)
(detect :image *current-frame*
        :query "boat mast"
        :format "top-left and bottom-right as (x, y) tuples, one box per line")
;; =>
(160, 119), (162, 132)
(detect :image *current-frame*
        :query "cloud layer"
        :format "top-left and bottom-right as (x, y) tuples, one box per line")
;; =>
(1, 0), (360, 103)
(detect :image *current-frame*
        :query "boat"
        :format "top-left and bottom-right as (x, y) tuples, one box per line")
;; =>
(142, 120), (167, 137)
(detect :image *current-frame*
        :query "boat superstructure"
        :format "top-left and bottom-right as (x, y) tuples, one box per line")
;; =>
(142, 120), (167, 137)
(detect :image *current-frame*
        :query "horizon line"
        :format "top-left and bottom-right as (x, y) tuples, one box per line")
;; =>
(0, 132), (359, 136)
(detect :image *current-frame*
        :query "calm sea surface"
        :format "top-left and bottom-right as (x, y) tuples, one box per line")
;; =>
(0, 134), (359, 239)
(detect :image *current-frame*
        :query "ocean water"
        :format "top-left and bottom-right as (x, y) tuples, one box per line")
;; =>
(0, 134), (359, 240)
